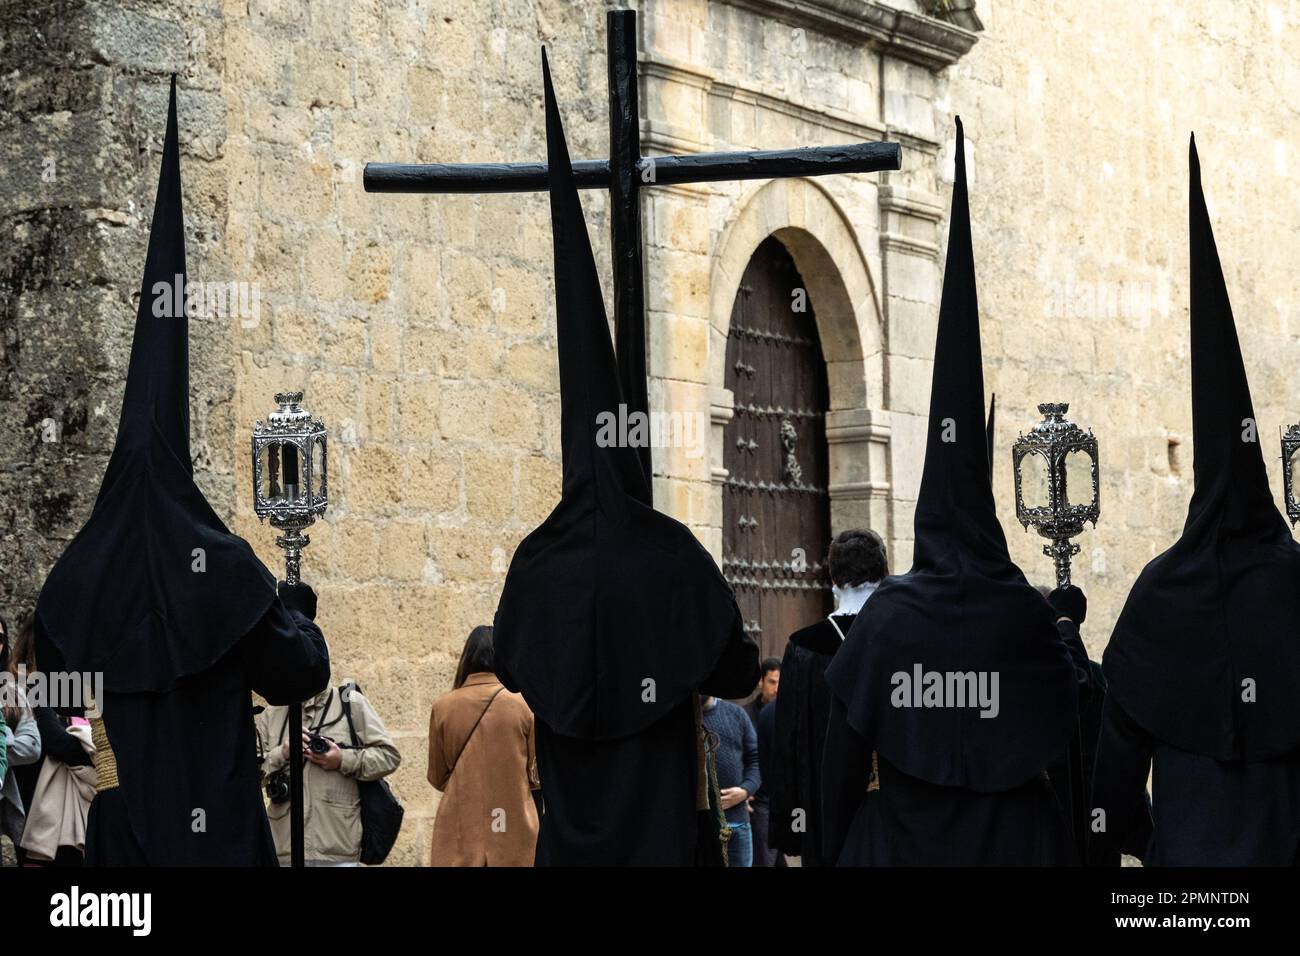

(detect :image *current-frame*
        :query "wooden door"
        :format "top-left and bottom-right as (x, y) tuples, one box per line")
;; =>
(723, 236), (832, 663)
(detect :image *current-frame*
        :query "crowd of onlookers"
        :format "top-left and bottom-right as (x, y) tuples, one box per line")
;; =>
(0, 611), (96, 866)
(1, 608), (780, 868)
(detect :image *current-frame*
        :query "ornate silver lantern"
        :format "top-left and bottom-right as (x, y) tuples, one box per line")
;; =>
(251, 391), (327, 585)
(1012, 402), (1100, 588)
(1281, 423), (1300, 525)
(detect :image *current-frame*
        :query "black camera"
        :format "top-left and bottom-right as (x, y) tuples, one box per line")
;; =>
(265, 769), (290, 805)
(307, 733), (331, 755)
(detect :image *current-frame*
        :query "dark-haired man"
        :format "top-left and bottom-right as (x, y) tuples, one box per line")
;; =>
(744, 658), (780, 728)
(769, 529), (887, 865)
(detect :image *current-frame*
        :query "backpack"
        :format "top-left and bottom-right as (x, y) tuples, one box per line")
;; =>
(339, 682), (404, 865)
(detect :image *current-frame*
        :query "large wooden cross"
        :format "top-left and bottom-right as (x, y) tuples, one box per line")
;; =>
(365, 9), (900, 502)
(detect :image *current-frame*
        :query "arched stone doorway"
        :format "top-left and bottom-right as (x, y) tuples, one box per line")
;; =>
(723, 237), (832, 660)
(706, 178), (893, 656)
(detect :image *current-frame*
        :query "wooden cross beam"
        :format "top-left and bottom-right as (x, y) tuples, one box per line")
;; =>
(364, 9), (901, 501)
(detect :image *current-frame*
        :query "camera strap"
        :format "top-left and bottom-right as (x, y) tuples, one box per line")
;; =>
(277, 688), (336, 744)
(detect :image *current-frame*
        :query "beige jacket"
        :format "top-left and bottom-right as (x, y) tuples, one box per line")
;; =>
(427, 673), (539, 866)
(257, 682), (401, 864)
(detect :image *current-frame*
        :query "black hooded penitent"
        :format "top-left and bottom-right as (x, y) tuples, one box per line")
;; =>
(36, 78), (277, 693)
(825, 119), (1078, 791)
(493, 56), (750, 744)
(1103, 137), (1300, 762)
(31, 80), (329, 867)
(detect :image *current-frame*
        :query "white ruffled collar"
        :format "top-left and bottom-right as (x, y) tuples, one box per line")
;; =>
(831, 581), (878, 619)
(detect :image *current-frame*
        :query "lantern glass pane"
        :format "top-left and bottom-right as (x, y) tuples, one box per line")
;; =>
(1064, 449), (1096, 509)
(259, 443), (278, 502)
(281, 441), (302, 502)
(1020, 451), (1050, 509)
(1288, 445), (1300, 505)
(312, 437), (325, 500)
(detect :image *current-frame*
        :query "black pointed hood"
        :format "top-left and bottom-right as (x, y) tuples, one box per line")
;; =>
(1104, 137), (1300, 761)
(35, 78), (276, 693)
(910, 123), (1010, 574)
(492, 53), (754, 741)
(825, 120), (1078, 790)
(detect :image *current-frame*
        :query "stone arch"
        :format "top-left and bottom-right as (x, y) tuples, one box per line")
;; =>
(709, 177), (884, 413)
(707, 177), (892, 543)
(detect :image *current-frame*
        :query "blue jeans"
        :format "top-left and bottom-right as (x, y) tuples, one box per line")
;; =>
(727, 822), (753, 867)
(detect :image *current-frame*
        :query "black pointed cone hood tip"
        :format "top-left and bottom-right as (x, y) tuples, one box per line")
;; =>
(911, 117), (1009, 571)
(34, 81), (276, 693)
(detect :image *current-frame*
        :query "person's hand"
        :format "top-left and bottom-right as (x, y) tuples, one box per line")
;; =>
(720, 787), (748, 811)
(747, 795), (755, 814)
(278, 582), (318, 621)
(1048, 585), (1087, 625)
(306, 736), (343, 772)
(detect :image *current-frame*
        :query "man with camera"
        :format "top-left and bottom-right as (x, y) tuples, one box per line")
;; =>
(257, 678), (401, 866)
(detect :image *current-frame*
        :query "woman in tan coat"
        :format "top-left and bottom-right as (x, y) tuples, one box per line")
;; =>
(428, 626), (539, 866)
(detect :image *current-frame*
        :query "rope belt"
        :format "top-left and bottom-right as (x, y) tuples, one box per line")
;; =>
(90, 716), (119, 792)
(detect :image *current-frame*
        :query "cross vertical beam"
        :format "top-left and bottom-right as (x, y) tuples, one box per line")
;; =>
(606, 10), (651, 487)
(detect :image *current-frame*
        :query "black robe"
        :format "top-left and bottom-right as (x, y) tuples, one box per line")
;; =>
(532, 628), (757, 866)
(1090, 695), (1300, 866)
(1046, 659), (1152, 865)
(823, 619), (1088, 866)
(769, 613), (854, 865)
(38, 592), (328, 866)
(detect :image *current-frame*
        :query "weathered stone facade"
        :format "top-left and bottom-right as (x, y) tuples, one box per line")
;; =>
(4, 0), (1300, 864)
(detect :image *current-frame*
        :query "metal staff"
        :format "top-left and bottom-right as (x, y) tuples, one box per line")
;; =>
(1011, 402), (1100, 859)
(252, 391), (328, 867)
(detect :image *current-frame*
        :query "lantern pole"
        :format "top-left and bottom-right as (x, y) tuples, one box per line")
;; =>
(1010, 401), (1101, 863)
(252, 390), (329, 869)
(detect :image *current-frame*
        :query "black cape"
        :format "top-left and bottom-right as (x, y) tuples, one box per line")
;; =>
(493, 54), (758, 865)
(769, 613), (854, 865)
(33, 79), (329, 865)
(1102, 137), (1300, 763)
(822, 119), (1081, 864)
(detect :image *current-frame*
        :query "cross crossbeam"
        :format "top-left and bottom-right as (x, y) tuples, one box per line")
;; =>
(364, 9), (901, 502)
